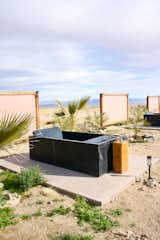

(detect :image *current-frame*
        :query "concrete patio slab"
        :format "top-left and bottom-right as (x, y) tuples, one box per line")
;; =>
(0, 154), (159, 205)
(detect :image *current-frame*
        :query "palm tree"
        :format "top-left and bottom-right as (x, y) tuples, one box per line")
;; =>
(54, 97), (90, 131)
(0, 112), (32, 148)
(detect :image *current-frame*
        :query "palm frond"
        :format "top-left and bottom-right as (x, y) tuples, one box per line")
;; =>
(77, 97), (90, 110)
(55, 111), (65, 117)
(53, 96), (91, 131)
(0, 112), (32, 148)
(67, 101), (78, 115)
(55, 100), (67, 115)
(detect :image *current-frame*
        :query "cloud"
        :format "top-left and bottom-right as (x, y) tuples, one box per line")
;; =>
(1, 0), (160, 51)
(0, 0), (160, 102)
(1, 68), (160, 103)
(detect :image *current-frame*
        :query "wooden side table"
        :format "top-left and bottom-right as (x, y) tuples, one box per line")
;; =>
(113, 142), (128, 173)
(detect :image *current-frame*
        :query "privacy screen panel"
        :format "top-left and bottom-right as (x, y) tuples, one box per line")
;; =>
(147, 96), (160, 113)
(100, 94), (128, 126)
(0, 92), (40, 134)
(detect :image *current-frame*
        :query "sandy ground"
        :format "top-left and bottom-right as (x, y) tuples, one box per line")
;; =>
(0, 163), (160, 240)
(0, 106), (160, 239)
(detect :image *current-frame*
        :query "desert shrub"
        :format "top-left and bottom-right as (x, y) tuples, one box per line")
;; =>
(2, 171), (21, 193)
(85, 112), (106, 133)
(0, 207), (16, 229)
(52, 198), (64, 203)
(1, 167), (46, 193)
(110, 208), (123, 217)
(0, 170), (12, 182)
(47, 206), (71, 217)
(52, 97), (90, 131)
(33, 208), (43, 217)
(48, 234), (93, 240)
(21, 214), (32, 220)
(74, 196), (118, 232)
(129, 105), (146, 123)
(18, 166), (46, 191)
(0, 193), (7, 207)
(21, 209), (43, 220)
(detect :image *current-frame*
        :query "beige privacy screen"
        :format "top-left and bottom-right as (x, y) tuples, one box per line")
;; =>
(0, 92), (40, 134)
(147, 96), (160, 113)
(100, 94), (128, 126)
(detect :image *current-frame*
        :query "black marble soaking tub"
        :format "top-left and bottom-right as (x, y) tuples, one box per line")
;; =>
(29, 127), (117, 177)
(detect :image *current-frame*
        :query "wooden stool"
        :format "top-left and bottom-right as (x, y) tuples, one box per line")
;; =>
(113, 142), (128, 173)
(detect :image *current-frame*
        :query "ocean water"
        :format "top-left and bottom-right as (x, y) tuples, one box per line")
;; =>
(40, 98), (145, 108)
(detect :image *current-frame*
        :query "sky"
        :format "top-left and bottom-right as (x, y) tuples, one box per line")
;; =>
(0, 0), (160, 103)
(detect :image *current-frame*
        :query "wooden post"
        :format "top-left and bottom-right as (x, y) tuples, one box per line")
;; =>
(126, 94), (129, 121)
(146, 96), (149, 111)
(100, 93), (103, 127)
(35, 91), (40, 129)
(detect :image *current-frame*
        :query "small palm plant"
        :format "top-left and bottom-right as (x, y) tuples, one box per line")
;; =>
(53, 97), (90, 131)
(129, 105), (147, 141)
(85, 112), (106, 133)
(0, 112), (32, 148)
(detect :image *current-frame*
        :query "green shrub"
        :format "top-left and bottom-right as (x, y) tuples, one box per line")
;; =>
(18, 166), (46, 191)
(110, 208), (123, 217)
(0, 170), (10, 182)
(1, 167), (46, 193)
(52, 198), (64, 203)
(53, 97), (90, 131)
(2, 171), (21, 193)
(0, 193), (7, 207)
(47, 206), (71, 217)
(21, 209), (43, 220)
(0, 207), (16, 229)
(21, 214), (32, 220)
(33, 208), (43, 217)
(85, 112), (106, 133)
(48, 234), (93, 240)
(74, 196), (118, 232)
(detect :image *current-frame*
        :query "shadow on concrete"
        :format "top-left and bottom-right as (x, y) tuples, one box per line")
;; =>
(3, 153), (92, 178)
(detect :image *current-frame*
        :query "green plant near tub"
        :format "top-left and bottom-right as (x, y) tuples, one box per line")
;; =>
(0, 112), (32, 148)
(130, 104), (147, 123)
(0, 207), (16, 229)
(18, 166), (46, 191)
(0, 166), (46, 193)
(132, 121), (141, 140)
(85, 112), (106, 133)
(52, 97), (90, 131)
(21, 213), (32, 221)
(47, 206), (71, 217)
(1, 171), (21, 193)
(110, 208), (123, 217)
(0, 193), (7, 207)
(74, 196), (119, 232)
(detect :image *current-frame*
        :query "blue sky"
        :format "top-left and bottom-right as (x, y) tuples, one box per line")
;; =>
(0, 0), (160, 103)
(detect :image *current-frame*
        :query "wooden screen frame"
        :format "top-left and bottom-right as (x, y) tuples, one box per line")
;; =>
(100, 93), (129, 127)
(0, 91), (40, 129)
(146, 96), (160, 113)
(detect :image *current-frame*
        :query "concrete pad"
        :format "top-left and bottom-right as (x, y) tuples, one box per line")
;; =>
(0, 154), (159, 205)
